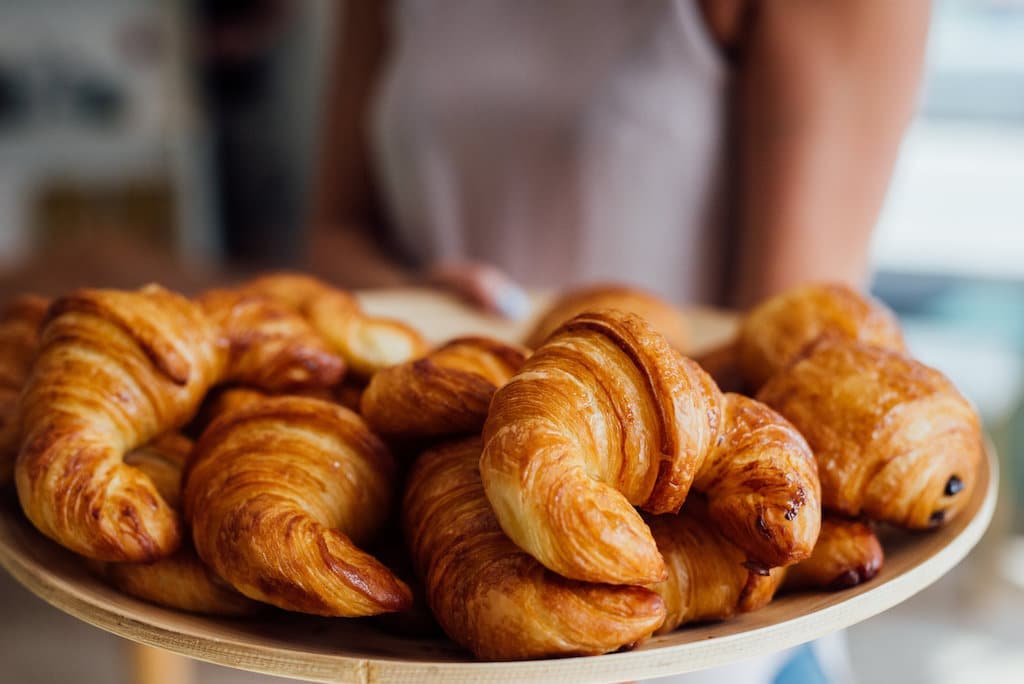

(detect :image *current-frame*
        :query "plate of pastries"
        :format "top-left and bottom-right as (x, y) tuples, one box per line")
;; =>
(0, 275), (996, 682)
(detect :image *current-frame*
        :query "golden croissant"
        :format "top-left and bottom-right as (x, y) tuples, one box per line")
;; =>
(783, 516), (883, 592)
(0, 294), (49, 485)
(184, 395), (412, 616)
(404, 438), (667, 660)
(198, 288), (345, 391)
(735, 282), (906, 390)
(361, 337), (527, 439)
(16, 285), (226, 561)
(241, 272), (428, 377)
(757, 339), (982, 529)
(647, 498), (785, 634)
(481, 310), (820, 585)
(525, 283), (689, 351)
(101, 432), (259, 615)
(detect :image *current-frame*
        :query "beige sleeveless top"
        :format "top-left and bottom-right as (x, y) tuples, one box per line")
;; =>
(371, 0), (730, 305)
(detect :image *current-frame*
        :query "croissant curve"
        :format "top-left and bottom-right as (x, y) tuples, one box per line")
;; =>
(101, 432), (260, 615)
(361, 336), (527, 439)
(184, 395), (412, 616)
(482, 311), (820, 585)
(404, 438), (667, 660)
(15, 285), (225, 561)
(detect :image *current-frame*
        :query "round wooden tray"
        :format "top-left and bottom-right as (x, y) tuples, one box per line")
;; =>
(0, 290), (1000, 683)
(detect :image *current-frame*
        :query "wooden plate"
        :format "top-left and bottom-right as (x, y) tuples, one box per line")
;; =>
(0, 290), (999, 683)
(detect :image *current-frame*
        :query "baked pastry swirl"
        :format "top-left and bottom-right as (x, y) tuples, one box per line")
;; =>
(198, 288), (345, 391)
(757, 339), (982, 529)
(184, 395), (412, 616)
(525, 283), (689, 351)
(481, 310), (820, 585)
(0, 294), (49, 485)
(361, 337), (527, 439)
(16, 285), (225, 561)
(241, 273), (428, 377)
(404, 438), (667, 660)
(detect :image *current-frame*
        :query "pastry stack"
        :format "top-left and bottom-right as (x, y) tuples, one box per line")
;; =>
(0, 276), (982, 661)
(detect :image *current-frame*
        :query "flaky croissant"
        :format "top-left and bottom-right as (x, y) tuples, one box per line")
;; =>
(241, 273), (428, 377)
(16, 285), (226, 561)
(198, 288), (345, 391)
(647, 499), (784, 634)
(101, 432), (259, 615)
(361, 337), (527, 439)
(758, 339), (982, 529)
(481, 310), (820, 585)
(525, 283), (689, 350)
(184, 395), (412, 616)
(783, 516), (883, 592)
(736, 282), (906, 390)
(0, 294), (49, 485)
(404, 438), (667, 660)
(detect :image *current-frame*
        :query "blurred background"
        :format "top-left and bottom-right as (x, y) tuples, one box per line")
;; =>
(0, 1), (1022, 682)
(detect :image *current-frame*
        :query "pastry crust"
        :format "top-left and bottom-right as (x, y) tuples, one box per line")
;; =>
(102, 432), (260, 615)
(242, 272), (428, 377)
(757, 339), (982, 529)
(736, 283), (906, 390)
(361, 337), (527, 439)
(647, 499), (784, 635)
(15, 285), (225, 561)
(199, 288), (345, 391)
(525, 283), (689, 351)
(404, 438), (667, 660)
(0, 294), (49, 484)
(184, 395), (412, 616)
(784, 516), (883, 591)
(481, 311), (820, 585)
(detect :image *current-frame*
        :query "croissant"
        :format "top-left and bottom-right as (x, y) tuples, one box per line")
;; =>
(693, 341), (750, 395)
(736, 282), (906, 390)
(198, 288), (345, 391)
(404, 438), (667, 660)
(481, 310), (820, 585)
(361, 337), (527, 439)
(757, 339), (982, 529)
(0, 294), (49, 485)
(241, 273), (428, 377)
(101, 432), (260, 615)
(15, 285), (225, 561)
(783, 516), (883, 592)
(647, 499), (785, 634)
(184, 395), (412, 616)
(525, 283), (689, 350)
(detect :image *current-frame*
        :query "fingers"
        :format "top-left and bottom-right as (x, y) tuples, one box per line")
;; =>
(426, 261), (531, 319)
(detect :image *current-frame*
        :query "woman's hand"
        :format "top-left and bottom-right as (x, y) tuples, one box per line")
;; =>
(425, 260), (531, 320)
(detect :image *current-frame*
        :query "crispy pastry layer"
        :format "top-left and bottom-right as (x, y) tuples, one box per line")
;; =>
(242, 272), (428, 377)
(525, 284), (689, 351)
(758, 339), (983, 529)
(736, 282), (906, 390)
(404, 438), (666, 660)
(784, 516), (883, 592)
(647, 499), (784, 635)
(102, 433), (260, 615)
(481, 311), (820, 585)
(15, 285), (225, 561)
(199, 288), (345, 391)
(184, 395), (412, 616)
(361, 337), (527, 438)
(0, 294), (49, 484)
